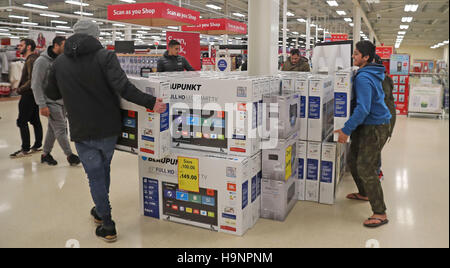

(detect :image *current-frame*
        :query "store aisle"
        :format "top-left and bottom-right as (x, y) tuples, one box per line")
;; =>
(0, 99), (448, 248)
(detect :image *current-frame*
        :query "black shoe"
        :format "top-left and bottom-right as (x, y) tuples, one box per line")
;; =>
(10, 149), (31, 159)
(96, 222), (117, 243)
(67, 154), (81, 166)
(41, 153), (58, 166)
(30, 147), (43, 154)
(90, 207), (103, 226)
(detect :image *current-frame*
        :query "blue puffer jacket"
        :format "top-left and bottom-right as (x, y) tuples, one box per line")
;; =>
(342, 63), (392, 136)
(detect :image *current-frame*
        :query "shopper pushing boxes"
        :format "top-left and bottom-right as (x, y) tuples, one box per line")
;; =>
(334, 41), (392, 228)
(10, 39), (43, 158)
(31, 36), (81, 167)
(45, 20), (167, 243)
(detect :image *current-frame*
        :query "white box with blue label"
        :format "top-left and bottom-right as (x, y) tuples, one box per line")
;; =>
(249, 151), (262, 227)
(308, 75), (335, 142)
(262, 132), (298, 182)
(117, 77), (171, 160)
(261, 176), (297, 221)
(139, 148), (260, 236)
(296, 140), (307, 201)
(295, 76), (310, 140)
(306, 141), (322, 202)
(168, 76), (263, 156)
(262, 91), (300, 140)
(319, 139), (347, 205)
(334, 71), (353, 142)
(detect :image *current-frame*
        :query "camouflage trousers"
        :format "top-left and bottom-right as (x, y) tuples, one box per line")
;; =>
(349, 124), (391, 215)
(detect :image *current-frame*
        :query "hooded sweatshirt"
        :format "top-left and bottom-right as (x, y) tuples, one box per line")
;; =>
(342, 63), (392, 136)
(45, 34), (157, 142)
(32, 45), (64, 109)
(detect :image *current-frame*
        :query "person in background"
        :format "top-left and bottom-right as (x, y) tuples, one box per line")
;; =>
(10, 39), (43, 159)
(334, 40), (392, 228)
(374, 54), (397, 181)
(45, 20), (167, 242)
(281, 49), (311, 72)
(31, 36), (81, 167)
(157, 40), (195, 72)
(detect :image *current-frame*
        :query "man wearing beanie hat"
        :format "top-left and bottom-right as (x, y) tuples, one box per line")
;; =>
(46, 20), (167, 242)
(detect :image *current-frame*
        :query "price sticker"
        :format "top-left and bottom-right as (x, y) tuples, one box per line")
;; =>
(178, 157), (199, 193)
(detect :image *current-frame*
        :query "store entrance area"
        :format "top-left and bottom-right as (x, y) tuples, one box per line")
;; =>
(0, 99), (448, 248)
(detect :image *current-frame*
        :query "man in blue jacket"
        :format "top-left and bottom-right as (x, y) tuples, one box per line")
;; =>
(335, 41), (392, 228)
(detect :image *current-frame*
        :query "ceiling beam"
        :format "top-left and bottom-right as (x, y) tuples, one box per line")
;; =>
(352, 0), (379, 43)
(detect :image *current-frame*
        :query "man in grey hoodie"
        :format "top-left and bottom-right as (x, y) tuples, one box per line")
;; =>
(31, 36), (80, 166)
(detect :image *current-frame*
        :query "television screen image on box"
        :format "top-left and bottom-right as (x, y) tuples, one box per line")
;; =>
(162, 182), (218, 227)
(117, 109), (138, 150)
(289, 103), (298, 127)
(172, 108), (228, 152)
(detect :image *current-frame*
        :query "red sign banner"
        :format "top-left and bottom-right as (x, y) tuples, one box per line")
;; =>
(376, 46), (394, 60)
(182, 18), (247, 35)
(331, 33), (348, 41)
(107, 2), (200, 26)
(166, 31), (201, 71)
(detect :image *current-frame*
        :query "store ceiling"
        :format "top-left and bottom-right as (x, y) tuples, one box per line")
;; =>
(0, 0), (448, 48)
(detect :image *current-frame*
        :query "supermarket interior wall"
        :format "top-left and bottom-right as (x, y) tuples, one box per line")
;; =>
(396, 45), (447, 65)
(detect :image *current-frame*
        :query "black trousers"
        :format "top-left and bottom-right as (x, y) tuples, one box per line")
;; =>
(17, 94), (43, 151)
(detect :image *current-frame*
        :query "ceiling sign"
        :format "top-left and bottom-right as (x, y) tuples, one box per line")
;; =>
(182, 19), (247, 35)
(107, 2), (200, 27)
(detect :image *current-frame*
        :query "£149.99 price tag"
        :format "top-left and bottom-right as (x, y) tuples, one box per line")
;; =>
(178, 157), (199, 193)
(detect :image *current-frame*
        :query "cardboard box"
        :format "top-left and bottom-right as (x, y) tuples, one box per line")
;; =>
(306, 141), (322, 202)
(296, 140), (308, 201)
(334, 71), (353, 142)
(262, 132), (298, 182)
(250, 151), (262, 227)
(139, 148), (260, 236)
(117, 77), (171, 159)
(168, 76), (262, 156)
(261, 176), (297, 221)
(262, 91), (300, 140)
(295, 77), (310, 140)
(308, 75), (334, 142)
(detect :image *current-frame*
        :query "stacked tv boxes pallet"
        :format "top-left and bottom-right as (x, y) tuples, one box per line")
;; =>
(279, 71), (352, 205)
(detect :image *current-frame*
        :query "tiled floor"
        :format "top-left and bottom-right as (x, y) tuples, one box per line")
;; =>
(0, 98), (448, 248)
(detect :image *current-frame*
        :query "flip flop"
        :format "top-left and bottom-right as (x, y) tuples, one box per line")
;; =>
(364, 218), (389, 228)
(347, 193), (369, 201)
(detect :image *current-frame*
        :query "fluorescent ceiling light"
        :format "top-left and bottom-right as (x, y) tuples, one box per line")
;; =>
(318, 28), (323, 31)
(297, 18), (306, 23)
(113, 23), (126, 27)
(0, 33), (12, 36)
(51, 20), (68, 24)
(23, 3), (48, 9)
(349, 23), (354, 27)
(233, 13), (245, 17)
(292, 31), (299, 35)
(21, 22), (38, 26)
(286, 12), (295, 17)
(65, 1), (89, 7)
(344, 18), (352, 22)
(10, 36), (20, 39)
(9, 15), (29, 20)
(40, 13), (60, 18)
(402, 17), (413, 23)
(141, 27), (151, 30)
(444, 40), (449, 44)
(56, 25), (71, 29)
(327, 1), (339, 7)
(119, 0), (136, 3)
(15, 28), (30, 31)
(398, 31), (406, 35)
(74, 11), (93, 16)
(206, 4), (221, 10)
(400, 25), (409, 29)
(404, 4), (419, 12)
(55, 31), (68, 34)
(336, 10), (346, 16)
(167, 26), (179, 30)
(137, 31), (148, 34)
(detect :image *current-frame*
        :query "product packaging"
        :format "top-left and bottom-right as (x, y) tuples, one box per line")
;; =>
(262, 132), (298, 182)
(262, 91), (300, 140)
(297, 140), (308, 201)
(334, 71), (353, 142)
(308, 75), (334, 142)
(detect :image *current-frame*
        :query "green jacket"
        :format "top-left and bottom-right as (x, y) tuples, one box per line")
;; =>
(282, 56), (310, 72)
(382, 75), (397, 137)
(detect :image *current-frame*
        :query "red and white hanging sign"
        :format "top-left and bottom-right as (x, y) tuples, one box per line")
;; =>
(182, 19), (247, 35)
(166, 31), (201, 71)
(107, 2), (200, 26)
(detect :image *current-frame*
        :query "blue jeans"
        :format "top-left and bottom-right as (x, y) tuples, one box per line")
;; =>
(75, 136), (118, 226)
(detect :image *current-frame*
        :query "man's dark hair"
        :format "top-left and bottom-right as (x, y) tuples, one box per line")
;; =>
(53, 36), (66, 46)
(169, 40), (181, 47)
(290, 49), (300, 56)
(20, 38), (36, 52)
(356, 40), (376, 63)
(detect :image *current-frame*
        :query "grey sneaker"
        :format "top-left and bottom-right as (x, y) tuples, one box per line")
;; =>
(10, 149), (31, 159)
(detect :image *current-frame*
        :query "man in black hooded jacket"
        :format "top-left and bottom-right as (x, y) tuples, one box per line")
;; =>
(157, 39), (195, 72)
(45, 20), (167, 243)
